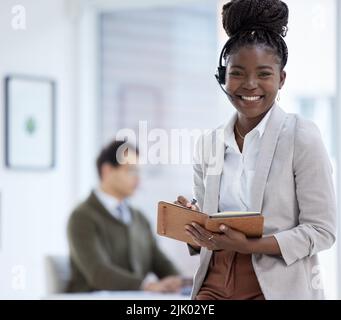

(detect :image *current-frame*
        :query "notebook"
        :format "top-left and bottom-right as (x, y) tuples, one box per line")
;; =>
(157, 201), (263, 246)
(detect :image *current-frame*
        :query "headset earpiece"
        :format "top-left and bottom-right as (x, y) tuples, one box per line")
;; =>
(215, 66), (226, 85)
(215, 41), (228, 88)
(215, 42), (234, 98)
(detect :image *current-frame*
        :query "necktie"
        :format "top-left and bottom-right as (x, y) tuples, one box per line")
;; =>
(116, 203), (124, 221)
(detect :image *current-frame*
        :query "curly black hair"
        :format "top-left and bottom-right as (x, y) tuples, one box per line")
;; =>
(222, 0), (289, 70)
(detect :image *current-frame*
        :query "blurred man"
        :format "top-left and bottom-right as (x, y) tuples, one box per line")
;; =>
(67, 140), (182, 293)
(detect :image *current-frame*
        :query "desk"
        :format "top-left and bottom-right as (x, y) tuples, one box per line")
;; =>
(44, 290), (190, 300)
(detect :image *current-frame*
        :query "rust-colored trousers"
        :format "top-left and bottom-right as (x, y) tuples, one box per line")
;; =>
(195, 250), (265, 300)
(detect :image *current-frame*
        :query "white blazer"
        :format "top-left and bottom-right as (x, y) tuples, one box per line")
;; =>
(189, 104), (337, 300)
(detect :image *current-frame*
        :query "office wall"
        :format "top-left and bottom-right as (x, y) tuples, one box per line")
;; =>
(0, 0), (78, 298)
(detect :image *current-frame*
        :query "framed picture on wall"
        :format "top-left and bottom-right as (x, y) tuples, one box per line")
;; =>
(4, 75), (56, 170)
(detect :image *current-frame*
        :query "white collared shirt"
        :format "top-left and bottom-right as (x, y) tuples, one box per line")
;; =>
(94, 188), (132, 224)
(218, 107), (273, 212)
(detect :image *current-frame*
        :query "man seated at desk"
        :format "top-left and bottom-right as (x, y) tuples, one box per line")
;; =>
(67, 140), (181, 293)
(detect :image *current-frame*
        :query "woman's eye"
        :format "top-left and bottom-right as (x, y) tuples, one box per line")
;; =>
(259, 72), (272, 77)
(229, 71), (242, 76)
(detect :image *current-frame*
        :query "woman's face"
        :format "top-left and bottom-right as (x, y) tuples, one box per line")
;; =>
(225, 45), (286, 119)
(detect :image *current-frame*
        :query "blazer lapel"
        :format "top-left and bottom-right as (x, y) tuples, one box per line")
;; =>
(249, 104), (288, 213)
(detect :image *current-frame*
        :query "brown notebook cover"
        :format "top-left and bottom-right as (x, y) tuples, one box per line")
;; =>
(157, 201), (264, 246)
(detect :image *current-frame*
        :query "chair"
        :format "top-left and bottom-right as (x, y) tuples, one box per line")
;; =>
(45, 255), (71, 294)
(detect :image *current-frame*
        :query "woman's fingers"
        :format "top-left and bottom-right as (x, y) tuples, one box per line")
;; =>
(185, 225), (202, 240)
(175, 195), (199, 210)
(185, 225), (221, 250)
(177, 195), (189, 206)
(185, 230), (205, 247)
(191, 223), (213, 239)
(185, 226), (206, 244)
(175, 195), (200, 212)
(177, 195), (188, 203)
(186, 224), (213, 243)
(185, 228), (216, 250)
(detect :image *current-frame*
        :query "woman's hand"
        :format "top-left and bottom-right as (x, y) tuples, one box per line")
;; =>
(175, 195), (201, 251)
(174, 195), (199, 211)
(184, 222), (251, 254)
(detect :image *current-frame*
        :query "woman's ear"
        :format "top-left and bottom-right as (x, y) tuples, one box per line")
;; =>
(279, 70), (286, 89)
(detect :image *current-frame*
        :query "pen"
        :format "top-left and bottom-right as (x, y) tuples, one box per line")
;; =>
(187, 198), (197, 208)
(190, 199), (197, 205)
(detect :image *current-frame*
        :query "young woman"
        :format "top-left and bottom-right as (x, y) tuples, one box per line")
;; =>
(175, 0), (336, 300)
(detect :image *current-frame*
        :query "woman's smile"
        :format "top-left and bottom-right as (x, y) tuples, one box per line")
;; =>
(240, 95), (263, 101)
(236, 95), (265, 102)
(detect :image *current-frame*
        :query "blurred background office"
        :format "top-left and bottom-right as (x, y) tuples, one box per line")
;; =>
(0, 0), (340, 299)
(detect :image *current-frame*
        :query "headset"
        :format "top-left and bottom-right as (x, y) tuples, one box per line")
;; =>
(214, 41), (231, 97)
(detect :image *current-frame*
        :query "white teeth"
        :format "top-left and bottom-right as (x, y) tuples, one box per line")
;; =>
(241, 96), (262, 101)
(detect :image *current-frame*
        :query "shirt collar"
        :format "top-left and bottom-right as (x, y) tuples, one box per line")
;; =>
(94, 188), (124, 212)
(224, 106), (274, 148)
(255, 106), (273, 137)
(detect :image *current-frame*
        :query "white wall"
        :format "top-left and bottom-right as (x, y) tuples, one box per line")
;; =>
(0, 0), (78, 298)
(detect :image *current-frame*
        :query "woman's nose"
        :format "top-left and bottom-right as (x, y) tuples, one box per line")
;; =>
(242, 76), (258, 90)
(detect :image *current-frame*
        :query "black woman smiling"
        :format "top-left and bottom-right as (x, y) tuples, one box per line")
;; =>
(175, 0), (336, 300)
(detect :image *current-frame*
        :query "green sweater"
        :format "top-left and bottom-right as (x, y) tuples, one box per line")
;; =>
(67, 191), (179, 292)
